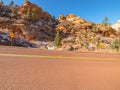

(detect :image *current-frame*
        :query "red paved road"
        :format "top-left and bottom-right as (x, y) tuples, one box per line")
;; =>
(0, 46), (120, 90)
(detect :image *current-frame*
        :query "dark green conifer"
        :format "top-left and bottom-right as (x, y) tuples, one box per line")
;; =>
(54, 31), (61, 47)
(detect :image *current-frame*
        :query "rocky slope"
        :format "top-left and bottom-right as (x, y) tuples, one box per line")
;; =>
(0, 0), (119, 52)
(56, 14), (117, 51)
(0, 0), (57, 47)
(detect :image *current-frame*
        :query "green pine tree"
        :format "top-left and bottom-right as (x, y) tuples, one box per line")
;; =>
(92, 25), (97, 33)
(31, 8), (37, 21)
(110, 38), (120, 52)
(26, 7), (32, 20)
(12, 8), (18, 18)
(54, 31), (61, 47)
(9, 0), (14, 7)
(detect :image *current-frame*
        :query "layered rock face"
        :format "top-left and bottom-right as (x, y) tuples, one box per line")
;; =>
(0, 18), (55, 41)
(56, 14), (92, 35)
(0, 0), (56, 47)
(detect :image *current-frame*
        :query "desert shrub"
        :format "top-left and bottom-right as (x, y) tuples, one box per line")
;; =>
(110, 38), (120, 52)
(97, 42), (106, 49)
(92, 25), (97, 33)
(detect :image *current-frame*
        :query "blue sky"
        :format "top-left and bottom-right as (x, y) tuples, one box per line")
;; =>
(3, 0), (120, 24)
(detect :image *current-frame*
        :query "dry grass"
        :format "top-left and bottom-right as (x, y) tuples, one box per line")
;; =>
(77, 48), (120, 54)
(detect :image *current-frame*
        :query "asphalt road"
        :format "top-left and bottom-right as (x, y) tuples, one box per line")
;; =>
(0, 46), (120, 90)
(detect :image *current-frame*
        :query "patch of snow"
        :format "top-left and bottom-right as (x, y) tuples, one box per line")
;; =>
(1, 40), (6, 43)
(45, 24), (51, 29)
(111, 20), (120, 31)
(31, 24), (39, 28)
(36, 21), (43, 26)
(47, 45), (55, 50)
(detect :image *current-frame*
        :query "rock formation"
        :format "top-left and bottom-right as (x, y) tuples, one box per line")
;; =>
(111, 20), (120, 31)
(0, 0), (56, 47)
(0, 0), (119, 52)
(56, 14), (93, 35)
(18, 0), (51, 21)
(56, 14), (117, 51)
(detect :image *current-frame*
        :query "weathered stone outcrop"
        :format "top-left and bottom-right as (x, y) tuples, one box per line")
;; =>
(0, 1), (56, 43)
(56, 14), (93, 35)
(96, 24), (117, 37)
(56, 14), (118, 51)
(18, 0), (51, 21)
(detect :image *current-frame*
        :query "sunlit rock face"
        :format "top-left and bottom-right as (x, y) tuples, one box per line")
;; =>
(18, 0), (51, 21)
(111, 20), (120, 31)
